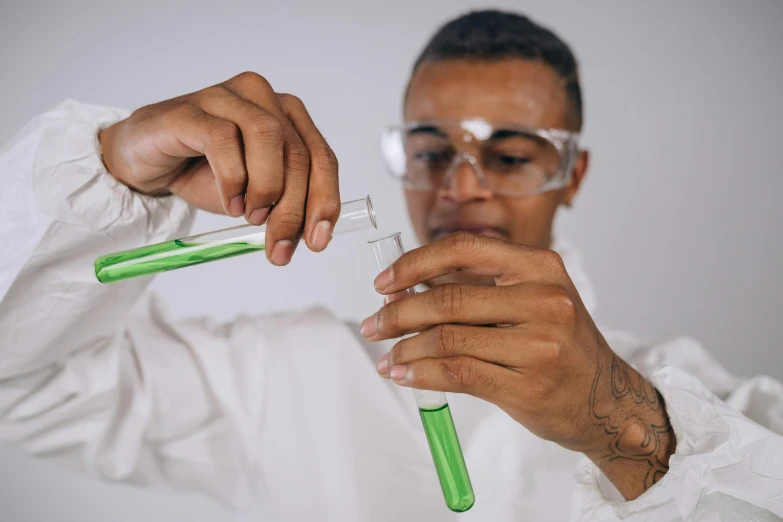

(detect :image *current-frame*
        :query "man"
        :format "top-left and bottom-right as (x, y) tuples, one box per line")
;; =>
(1, 9), (781, 521)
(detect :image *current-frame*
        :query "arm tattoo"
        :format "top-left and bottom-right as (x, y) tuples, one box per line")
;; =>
(588, 327), (674, 490)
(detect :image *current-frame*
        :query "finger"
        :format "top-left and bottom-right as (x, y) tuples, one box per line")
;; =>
(225, 72), (309, 265)
(385, 290), (413, 304)
(168, 158), (225, 214)
(164, 104), (247, 216)
(373, 232), (567, 294)
(380, 324), (562, 375)
(278, 93), (341, 252)
(361, 283), (574, 340)
(198, 85), (286, 221)
(387, 355), (516, 404)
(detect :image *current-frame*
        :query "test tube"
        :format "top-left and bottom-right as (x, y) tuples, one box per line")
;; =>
(94, 196), (376, 283)
(368, 233), (475, 513)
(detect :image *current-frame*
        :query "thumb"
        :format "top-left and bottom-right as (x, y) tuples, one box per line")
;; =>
(169, 159), (229, 215)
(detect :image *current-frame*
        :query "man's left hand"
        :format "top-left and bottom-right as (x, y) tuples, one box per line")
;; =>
(361, 232), (676, 500)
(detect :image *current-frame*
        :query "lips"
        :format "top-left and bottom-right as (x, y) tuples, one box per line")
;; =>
(430, 225), (507, 241)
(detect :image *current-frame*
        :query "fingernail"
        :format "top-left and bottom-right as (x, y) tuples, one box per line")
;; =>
(271, 240), (295, 265)
(248, 207), (270, 226)
(376, 353), (389, 375)
(374, 267), (394, 292)
(360, 313), (378, 339)
(311, 220), (332, 251)
(390, 365), (408, 382)
(229, 196), (245, 217)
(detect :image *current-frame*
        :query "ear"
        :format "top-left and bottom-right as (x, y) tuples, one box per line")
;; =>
(562, 149), (589, 207)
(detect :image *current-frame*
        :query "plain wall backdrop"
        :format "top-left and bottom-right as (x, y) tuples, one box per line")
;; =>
(1, 1), (782, 520)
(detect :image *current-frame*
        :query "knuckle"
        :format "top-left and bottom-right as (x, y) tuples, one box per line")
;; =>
(247, 178), (283, 203)
(538, 339), (563, 363)
(220, 169), (246, 188)
(201, 85), (230, 99)
(231, 71), (272, 91)
(443, 357), (496, 393)
(542, 249), (567, 272)
(207, 121), (241, 146)
(547, 286), (576, 319)
(278, 92), (305, 110)
(456, 359), (475, 389)
(319, 197), (341, 221)
(162, 101), (199, 126)
(248, 113), (283, 139)
(380, 303), (402, 335)
(436, 324), (460, 357)
(449, 230), (482, 255)
(436, 283), (466, 317)
(272, 208), (305, 230)
(286, 140), (311, 168)
(311, 145), (339, 172)
(442, 357), (473, 389)
(389, 340), (405, 365)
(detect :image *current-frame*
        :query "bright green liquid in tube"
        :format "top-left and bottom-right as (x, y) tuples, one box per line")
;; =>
(419, 404), (475, 512)
(94, 240), (264, 283)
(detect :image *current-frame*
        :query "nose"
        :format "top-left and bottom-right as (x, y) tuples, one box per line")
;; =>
(437, 154), (493, 203)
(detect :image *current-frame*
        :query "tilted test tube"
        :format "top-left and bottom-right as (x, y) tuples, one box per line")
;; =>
(94, 196), (376, 283)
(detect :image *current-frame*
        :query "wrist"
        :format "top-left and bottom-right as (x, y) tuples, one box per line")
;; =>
(98, 123), (169, 197)
(98, 124), (123, 183)
(585, 353), (677, 499)
(589, 416), (675, 500)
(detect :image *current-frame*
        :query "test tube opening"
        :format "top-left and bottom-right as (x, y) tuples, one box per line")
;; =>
(334, 195), (377, 235)
(368, 232), (404, 273)
(366, 231), (402, 245)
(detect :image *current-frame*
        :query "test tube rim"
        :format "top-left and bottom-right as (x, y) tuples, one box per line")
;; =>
(345, 195), (377, 230)
(367, 231), (402, 244)
(366, 195), (377, 229)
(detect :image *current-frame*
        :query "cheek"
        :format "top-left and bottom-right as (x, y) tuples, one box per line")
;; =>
(403, 190), (435, 243)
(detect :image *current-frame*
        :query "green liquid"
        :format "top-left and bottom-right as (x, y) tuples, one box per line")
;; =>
(419, 404), (475, 512)
(94, 240), (264, 283)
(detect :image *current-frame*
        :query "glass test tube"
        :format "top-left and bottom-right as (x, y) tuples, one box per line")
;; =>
(94, 196), (376, 284)
(368, 233), (475, 513)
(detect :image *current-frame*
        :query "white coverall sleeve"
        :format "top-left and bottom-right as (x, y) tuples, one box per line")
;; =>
(572, 333), (783, 520)
(0, 101), (266, 506)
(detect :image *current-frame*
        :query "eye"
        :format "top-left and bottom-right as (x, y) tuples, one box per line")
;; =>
(495, 154), (532, 166)
(485, 153), (534, 173)
(414, 151), (451, 164)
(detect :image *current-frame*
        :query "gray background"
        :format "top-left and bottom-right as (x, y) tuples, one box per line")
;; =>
(1, 0), (782, 520)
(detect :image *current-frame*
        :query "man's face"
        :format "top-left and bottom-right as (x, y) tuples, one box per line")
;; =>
(403, 58), (587, 286)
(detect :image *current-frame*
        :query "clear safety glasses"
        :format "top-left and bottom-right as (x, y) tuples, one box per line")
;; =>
(381, 118), (580, 197)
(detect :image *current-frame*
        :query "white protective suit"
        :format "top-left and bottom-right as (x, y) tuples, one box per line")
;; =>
(1, 101), (782, 522)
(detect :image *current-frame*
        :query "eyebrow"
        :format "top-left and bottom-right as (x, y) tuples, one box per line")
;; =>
(488, 129), (531, 140)
(406, 125), (447, 138)
(406, 126), (536, 141)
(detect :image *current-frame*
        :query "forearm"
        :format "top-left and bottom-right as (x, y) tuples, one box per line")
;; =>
(0, 101), (259, 502)
(0, 100), (194, 378)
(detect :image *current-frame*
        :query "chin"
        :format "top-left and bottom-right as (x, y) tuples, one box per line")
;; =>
(428, 272), (496, 287)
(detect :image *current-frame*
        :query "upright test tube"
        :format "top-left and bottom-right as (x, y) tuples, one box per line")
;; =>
(94, 196), (376, 283)
(369, 233), (475, 513)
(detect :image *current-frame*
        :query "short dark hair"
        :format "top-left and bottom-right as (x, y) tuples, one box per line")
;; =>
(411, 10), (583, 131)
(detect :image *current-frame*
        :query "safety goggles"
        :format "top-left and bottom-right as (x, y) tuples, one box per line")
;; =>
(381, 118), (580, 197)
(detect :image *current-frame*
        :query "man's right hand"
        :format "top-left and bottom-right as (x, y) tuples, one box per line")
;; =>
(98, 72), (340, 266)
